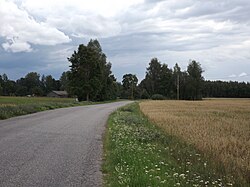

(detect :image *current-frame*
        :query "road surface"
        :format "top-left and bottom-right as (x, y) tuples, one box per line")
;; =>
(0, 101), (132, 187)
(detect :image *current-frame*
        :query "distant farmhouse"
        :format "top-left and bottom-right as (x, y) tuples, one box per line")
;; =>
(47, 91), (68, 98)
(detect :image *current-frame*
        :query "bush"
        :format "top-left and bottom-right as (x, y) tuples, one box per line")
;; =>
(140, 89), (150, 99)
(151, 94), (165, 100)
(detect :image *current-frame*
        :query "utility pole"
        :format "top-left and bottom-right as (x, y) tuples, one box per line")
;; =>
(131, 76), (134, 100)
(177, 74), (180, 100)
(131, 82), (134, 100)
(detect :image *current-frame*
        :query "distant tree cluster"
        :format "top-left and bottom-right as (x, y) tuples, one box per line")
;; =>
(203, 80), (250, 98)
(0, 72), (70, 96)
(120, 58), (204, 100)
(119, 58), (250, 100)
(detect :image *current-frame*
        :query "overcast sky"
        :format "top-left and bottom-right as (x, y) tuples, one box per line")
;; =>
(0, 0), (250, 82)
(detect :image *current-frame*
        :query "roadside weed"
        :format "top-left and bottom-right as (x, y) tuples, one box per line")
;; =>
(103, 103), (239, 186)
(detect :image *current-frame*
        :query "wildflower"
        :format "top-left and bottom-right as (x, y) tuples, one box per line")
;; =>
(179, 174), (185, 179)
(173, 173), (179, 177)
(160, 180), (166, 183)
(155, 176), (161, 180)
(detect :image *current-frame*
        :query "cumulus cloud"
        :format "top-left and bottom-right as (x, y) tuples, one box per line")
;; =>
(2, 40), (32, 53)
(0, 0), (71, 52)
(103, 0), (250, 81)
(0, 0), (250, 82)
(115, 0), (250, 52)
(239, 72), (247, 77)
(229, 74), (237, 78)
(15, 0), (144, 39)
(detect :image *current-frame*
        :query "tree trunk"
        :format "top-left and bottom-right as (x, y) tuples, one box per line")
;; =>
(86, 93), (89, 101)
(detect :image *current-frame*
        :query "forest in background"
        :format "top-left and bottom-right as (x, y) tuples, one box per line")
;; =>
(1, 39), (250, 100)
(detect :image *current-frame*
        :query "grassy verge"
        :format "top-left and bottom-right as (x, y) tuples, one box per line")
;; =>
(0, 96), (120, 120)
(103, 102), (241, 186)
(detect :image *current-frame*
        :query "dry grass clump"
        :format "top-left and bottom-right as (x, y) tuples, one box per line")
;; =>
(140, 99), (250, 182)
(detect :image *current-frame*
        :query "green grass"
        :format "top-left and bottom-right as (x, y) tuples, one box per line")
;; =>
(103, 102), (240, 186)
(0, 96), (80, 119)
(0, 96), (120, 120)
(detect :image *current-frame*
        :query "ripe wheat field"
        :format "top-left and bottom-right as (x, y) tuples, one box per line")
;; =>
(140, 99), (250, 182)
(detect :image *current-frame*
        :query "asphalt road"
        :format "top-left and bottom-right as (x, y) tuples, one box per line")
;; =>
(0, 101), (132, 187)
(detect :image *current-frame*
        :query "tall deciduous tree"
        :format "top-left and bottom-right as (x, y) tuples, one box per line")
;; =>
(43, 75), (59, 94)
(60, 71), (70, 92)
(68, 39), (117, 101)
(0, 74), (16, 96)
(159, 64), (173, 98)
(15, 72), (45, 96)
(122, 74), (138, 99)
(186, 60), (204, 100)
(145, 58), (162, 95)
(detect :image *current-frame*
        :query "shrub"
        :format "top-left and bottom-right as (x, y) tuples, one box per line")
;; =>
(140, 89), (150, 99)
(151, 94), (165, 100)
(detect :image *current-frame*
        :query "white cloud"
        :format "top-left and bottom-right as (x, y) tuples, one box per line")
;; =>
(19, 0), (143, 18)
(239, 72), (247, 77)
(1, 0), (250, 82)
(229, 74), (237, 78)
(45, 14), (121, 38)
(2, 40), (32, 53)
(15, 0), (143, 39)
(0, 0), (71, 53)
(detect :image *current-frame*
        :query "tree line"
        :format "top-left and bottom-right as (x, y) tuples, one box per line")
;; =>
(120, 59), (250, 100)
(202, 80), (250, 98)
(0, 72), (69, 96)
(122, 58), (204, 100)
(1, 39), (250, 100)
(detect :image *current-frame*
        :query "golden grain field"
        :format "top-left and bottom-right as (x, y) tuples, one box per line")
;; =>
(140, 99), (250, 181)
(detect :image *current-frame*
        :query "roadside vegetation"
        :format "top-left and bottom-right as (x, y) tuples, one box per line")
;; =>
(0, 96), (119, 120)
(103, 102), (241, 186)
(140, 99), (250, 185)
(0, 96), (80, 119)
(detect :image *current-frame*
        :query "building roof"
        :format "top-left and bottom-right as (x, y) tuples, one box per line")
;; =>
(52, 91), (68, 96)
